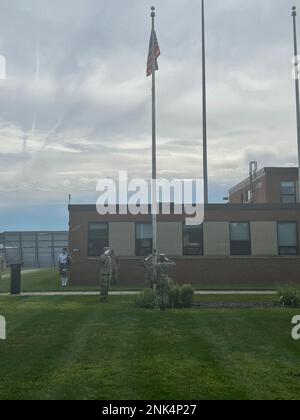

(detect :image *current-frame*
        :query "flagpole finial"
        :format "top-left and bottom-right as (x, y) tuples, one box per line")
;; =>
(293, 6), (297, 17)
(151, 6), (155, 18)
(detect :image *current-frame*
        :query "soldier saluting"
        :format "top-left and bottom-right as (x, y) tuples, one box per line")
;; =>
(155, 254), (176, 311)
(99, 247), (112, 303)
(143, 254), (156, 289)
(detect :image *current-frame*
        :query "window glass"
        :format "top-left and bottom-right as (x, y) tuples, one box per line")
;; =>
(88, 223), (108, 257)
(136, 223), (152, 240)
(183, 224), (203, 255)
(278, 223), (297, 246)
(282, 195), (297, 204)
(281, 181), (296, 195)
(230, 223), (250, 241)
(230, 222), (251, 256)
(281, 181), (296, 203)
(136, 223), (152, 256)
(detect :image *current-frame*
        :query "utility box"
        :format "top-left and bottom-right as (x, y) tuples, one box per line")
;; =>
(10, 264), (22, 295)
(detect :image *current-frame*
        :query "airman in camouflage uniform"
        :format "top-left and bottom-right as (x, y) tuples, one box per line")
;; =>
(99, 247), (112, 303)
(143, 254), (156, 289)
(155, 254), (176, 311)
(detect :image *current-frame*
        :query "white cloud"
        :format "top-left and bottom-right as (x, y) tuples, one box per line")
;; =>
(0, 0), (299, 228)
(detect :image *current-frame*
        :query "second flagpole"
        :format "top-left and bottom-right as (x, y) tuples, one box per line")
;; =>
(292, 6), (300, 203)
(202, 0), (208, 205)
(151, 6), (158, 270)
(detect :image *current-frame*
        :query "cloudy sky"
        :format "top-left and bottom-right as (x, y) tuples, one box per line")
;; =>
(0, 0), (298, 230)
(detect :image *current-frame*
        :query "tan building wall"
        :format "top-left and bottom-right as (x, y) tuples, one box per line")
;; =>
(109, 222), (135, 256)
(251, 222), (278, 256)
(204, 222), (230, 256)
(157, 222), (183, 256)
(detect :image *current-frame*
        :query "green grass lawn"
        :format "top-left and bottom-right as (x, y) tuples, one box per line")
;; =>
(0, 295), (299, 400)
(0, 269), (132, 293)
(0, 268), (281, 293)
(193, 294), (277, 304)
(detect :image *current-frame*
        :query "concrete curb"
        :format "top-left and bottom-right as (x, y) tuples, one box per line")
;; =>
(0, 290), (277, 297)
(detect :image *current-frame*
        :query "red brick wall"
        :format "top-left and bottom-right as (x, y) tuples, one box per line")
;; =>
(265, 169), (298, 203)
(230, 168), (298, 204)
(70, 256), (300, 287)
(230, 176), (267, 203)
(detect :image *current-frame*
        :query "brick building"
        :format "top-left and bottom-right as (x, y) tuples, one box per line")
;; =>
(69, 203), (300, 287)
(229, 167), (299, 204)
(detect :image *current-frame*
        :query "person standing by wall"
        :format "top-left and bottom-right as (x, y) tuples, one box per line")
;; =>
(57, 248), (71, 287)
(155, 254), (176, 311)
(143, 254), (156, 289)
(99, 247), (112, 303)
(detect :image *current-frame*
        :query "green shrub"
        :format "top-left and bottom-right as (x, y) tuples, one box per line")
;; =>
(180, 285), (195, 307)
(169, 285), (181, 308)
(135, 288), (156, 309)
(168, 284), (195, 308)
(278, 286), (300, 308)
(135, 284), (195, 310)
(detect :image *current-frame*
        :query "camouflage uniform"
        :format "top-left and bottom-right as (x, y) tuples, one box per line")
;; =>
(99, 248), (112, 302)
(155, 254), (176, 311)
(143, 254), (156, 289)
(110, 249), (120, 286)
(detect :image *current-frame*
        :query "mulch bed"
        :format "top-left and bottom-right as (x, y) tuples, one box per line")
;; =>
(192, 302), (280, 309)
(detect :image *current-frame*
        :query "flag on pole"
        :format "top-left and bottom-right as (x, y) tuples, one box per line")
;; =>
(147, 28), (160, 77)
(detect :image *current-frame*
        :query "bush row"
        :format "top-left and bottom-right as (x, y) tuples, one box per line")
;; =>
(135, 284), (195, 309)
(278, 286), (300, 308)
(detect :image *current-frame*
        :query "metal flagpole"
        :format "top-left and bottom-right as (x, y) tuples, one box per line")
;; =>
(151, 6), (158, 266)
(202, 0), (208, 204)
(292, 6), (300, 202)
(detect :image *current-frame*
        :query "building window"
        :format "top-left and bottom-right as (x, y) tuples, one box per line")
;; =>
(230, 222), (251, 256)
(281, 181), (296, 203)
(136, 223), (152, 256)
(278, 222), (298, 255)
(88, 223), (109, 257)
(183, 224), (203, 255)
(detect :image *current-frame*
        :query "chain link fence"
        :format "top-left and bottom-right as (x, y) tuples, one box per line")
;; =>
(0, 231), (68, 268)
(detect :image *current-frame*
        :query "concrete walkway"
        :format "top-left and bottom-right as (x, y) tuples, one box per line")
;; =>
(1, 269), (42, 280)
(0, 290), (277, 297)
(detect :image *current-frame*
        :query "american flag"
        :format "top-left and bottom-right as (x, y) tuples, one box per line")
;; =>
(147, 28), (160, 77)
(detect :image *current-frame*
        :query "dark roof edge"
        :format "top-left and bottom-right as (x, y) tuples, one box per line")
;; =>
(69, 203), (300, 212)
(0, 230), (68, 234)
